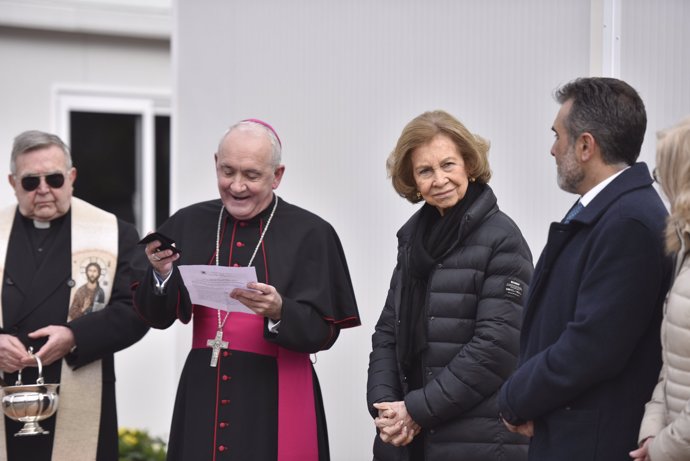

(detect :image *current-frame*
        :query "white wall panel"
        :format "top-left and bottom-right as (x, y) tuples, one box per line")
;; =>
(620, 0), (690, 167)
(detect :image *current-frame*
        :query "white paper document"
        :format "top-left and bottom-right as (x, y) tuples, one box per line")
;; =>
(178, 265), (257, 314)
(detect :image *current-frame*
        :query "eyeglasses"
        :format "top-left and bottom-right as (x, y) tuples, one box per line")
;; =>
(652, 167), (661, 185)
(19, 173), (65, 192)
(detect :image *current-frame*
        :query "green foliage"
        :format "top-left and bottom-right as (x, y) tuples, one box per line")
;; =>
(118, 427), (167, 461)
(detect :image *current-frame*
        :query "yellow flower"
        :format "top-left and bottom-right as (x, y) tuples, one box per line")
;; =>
(122, 433), (138, 446)
(118, 427), (167, 461)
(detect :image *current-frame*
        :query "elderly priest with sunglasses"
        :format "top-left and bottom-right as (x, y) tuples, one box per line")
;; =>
(0, 130), (149, 461)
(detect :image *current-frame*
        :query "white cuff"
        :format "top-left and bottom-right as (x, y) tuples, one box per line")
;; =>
(152, 269), (173, 294)
(267, 318), (281, 333)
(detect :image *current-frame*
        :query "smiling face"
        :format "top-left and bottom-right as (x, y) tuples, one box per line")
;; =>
(410, 134), (470, 216)
(215, 127), (284, 220)
(9, 145), (76, 222)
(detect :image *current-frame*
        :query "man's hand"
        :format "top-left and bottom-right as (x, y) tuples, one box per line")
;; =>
(25, 325), (76, 366)
(502, 418), (534, 438)
(0, 334), (31, 373)
(373, 401), (421, 447)
(146, 239), (179, 279)
(231, 282), (283, 321)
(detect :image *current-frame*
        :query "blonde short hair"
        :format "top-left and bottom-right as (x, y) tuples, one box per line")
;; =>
(386, 110), (491, 203)
(656, 117), (690, 253)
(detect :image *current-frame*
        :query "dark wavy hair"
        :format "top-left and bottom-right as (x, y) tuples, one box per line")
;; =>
(554, 77), (646, 166)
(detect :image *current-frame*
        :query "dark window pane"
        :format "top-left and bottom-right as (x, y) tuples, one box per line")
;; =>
(70, 111), (137, 224)
(155, 115), (171, 228)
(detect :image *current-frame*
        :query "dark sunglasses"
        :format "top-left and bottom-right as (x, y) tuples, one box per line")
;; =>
(20, 173), (65, 192)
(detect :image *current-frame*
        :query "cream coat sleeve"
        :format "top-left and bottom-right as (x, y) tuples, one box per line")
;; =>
(638, 366), (669, 443)
(647, 395), (690, 461)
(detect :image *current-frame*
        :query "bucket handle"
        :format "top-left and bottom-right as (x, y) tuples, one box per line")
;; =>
(15, 347), (44, 386)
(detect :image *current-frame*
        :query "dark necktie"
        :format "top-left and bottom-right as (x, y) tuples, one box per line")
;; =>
(562, 201), (584, 224)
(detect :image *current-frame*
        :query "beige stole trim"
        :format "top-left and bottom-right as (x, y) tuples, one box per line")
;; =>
(0, 198), (118, 461)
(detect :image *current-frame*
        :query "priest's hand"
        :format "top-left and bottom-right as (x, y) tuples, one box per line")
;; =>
(373, 401), (420, 447)
(230, 282), (283, 321)
(0, 334), (32, 373)
(145, 239), (180, 278)
(26, 325), (76, 366)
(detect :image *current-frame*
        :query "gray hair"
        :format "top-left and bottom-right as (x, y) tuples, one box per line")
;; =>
(11, 130), (72, 174)
(218, 120), (282, 167)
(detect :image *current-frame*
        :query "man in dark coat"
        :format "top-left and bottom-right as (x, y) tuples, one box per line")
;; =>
(0, 130), (149, 460)
(133, 119), (360, 461)
(498, 77), (673, 461)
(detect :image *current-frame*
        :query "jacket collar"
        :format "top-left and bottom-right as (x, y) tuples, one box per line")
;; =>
(568, 162), (654, 226)
(397, 183), (498, 244)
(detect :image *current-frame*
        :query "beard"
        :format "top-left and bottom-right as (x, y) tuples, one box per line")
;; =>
(557, 145), (585, 194)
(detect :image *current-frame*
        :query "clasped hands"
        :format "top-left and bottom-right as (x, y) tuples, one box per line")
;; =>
(0, 326), (76, 373)
(374, 401), (421, 447)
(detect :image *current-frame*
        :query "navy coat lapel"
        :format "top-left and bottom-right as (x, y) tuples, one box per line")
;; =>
(521, 163), (655, 340)
(522, 222), (577, 331)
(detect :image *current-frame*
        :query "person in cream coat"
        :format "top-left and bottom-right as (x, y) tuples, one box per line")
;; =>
(631, 118), (690, 461)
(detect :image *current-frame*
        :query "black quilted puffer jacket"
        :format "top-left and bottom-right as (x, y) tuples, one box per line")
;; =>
(367, 185), (533, 461)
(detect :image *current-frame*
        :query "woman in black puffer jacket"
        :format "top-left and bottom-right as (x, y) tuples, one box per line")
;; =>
(367, 110), (533, 461)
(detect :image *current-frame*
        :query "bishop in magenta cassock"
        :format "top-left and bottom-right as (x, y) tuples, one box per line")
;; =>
(133, 119), (360, 461)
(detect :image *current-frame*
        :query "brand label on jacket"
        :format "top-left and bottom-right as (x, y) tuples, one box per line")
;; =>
(505, 279), (524, 302)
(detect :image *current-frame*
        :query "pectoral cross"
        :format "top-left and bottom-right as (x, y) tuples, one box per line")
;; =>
(207, 328), (229, 367)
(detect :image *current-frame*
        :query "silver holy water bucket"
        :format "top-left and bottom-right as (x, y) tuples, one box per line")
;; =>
(1, 348), (59, 436)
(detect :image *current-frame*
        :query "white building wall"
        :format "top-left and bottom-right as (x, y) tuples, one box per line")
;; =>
(620, 0), (690, 158)
(0, 27), (171, 204)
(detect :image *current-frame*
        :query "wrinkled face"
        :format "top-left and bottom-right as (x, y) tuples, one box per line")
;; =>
(411, 134), (469, 216)
(551, 100), (585, 194)
(9, 146), (76, 222)
(215, 128), (284, 220)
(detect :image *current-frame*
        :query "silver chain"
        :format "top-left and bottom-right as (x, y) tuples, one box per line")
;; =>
(214, 196), (279, 329)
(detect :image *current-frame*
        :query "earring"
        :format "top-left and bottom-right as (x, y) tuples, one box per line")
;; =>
(469, 177), (476, 183)
(416, 191), (422, 199)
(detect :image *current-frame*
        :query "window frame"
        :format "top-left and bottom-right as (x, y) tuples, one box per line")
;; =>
(53, 84), (171, 236)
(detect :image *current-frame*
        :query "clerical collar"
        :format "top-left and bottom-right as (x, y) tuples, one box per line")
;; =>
(19, 211), (68, 231)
